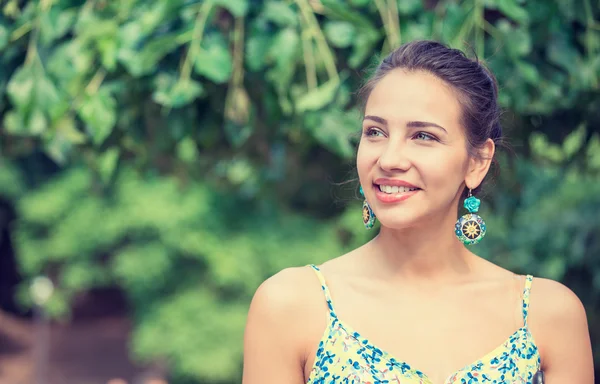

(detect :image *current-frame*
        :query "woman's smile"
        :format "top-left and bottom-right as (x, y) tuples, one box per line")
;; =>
(374, 185), (420, 203)
(373, 178), (422, 203)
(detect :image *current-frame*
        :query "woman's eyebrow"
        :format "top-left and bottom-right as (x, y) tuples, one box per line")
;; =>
(363, 115), (447, 134)
(406, 120), (448, 134)
(363, 115), (387, 125)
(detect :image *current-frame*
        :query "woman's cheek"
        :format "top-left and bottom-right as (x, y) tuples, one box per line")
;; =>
(356, 143), (374, 171)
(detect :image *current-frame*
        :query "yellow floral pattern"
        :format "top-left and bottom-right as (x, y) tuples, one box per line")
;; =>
(306, 265), (541, 384)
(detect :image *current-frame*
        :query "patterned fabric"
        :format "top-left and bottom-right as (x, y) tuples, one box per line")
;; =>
(306, 264), (541, 384)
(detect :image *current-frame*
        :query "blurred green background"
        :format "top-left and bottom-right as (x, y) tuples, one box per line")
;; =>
(0, 0), (599, 383)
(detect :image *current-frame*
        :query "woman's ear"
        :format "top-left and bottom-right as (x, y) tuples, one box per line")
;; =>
(465, 138), (495, 189)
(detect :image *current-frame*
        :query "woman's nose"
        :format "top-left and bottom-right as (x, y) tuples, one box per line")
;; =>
(377, 140), (411, 172)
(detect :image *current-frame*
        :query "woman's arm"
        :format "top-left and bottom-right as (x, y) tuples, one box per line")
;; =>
(242, 269), (308, 384)
(531, 278), (594, 383)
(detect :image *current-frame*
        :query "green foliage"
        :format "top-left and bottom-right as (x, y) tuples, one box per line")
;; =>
(11, 165), (358, 381)
(1, 0), (600, 382)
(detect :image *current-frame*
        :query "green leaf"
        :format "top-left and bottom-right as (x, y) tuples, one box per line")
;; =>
(0, 23), (8, 50)
(547, 34), (580, 73)
(305, 108), (360, 158)
(153, 75), (205, 108)
(3, 112), (24, 135)
(0, 159), (24, 199)
(268, 28), (300, 68)
(495, 0), (529, 25)
(496, 21), (531, 57)
(194, 34), (233, 84)
(120, 30), (188, 77)
(295, 78), (340, 113)
(78, 90), (117, 146)
(47, 40), (94, 84)
(321, 0), (378, 28)
(212, 0), (249, 17)
(7, 63), (64, 123)
(39, 8), (77, 46)
(266, 28), (300, 114)
(54, 116), (87, 144)
(586, 134), (600, 170)
(540, 255), (566, 280)
(397, 0), (423, 15)
(402, 18), (431, 42)
(97, 148), (120, 184)
(224, 121), (253, 148)
(324, 21), (356, 48)
(349, 0), (370, 6)
(438, 3), (469, 40)
(177, 137), (199, 163)
(562, 124), (586, 159)
(36, 79), (63, 115)
(44, 135), (73, 166)
(262, 2), (298, 26)
(246, 32), (271, 71)
(6, 65), (36, 111)
(226, 158), (255, 185)
(516, 61), (540, 84)
(28, 109), (48, 134)
(97, 36), (120, 71)
(348, 30), (379, 68)
(530, 132), (564, 163)
(3, 110), (46, 136)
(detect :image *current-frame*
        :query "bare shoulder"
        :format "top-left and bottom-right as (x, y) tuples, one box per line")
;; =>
(243, 266), (329, 383)
(249, 266), (321, 312)
(245, 265), (328, 348)
(529, 277), (587, 326)
(528, 277), (593, 381)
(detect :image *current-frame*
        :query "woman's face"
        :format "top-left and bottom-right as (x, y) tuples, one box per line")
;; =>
(357, 69), (485, 229)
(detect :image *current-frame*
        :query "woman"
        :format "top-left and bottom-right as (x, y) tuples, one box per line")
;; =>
(242, 41), (594, 383)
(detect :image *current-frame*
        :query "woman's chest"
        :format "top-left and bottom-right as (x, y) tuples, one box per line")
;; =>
(306, 320), (540, 384)
(303, 285), (526, 382)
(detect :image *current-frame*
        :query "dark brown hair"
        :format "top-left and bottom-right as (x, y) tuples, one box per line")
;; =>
(358, 40), (504, 196)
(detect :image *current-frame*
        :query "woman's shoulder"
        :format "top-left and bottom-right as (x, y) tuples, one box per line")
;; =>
(527, 276), (592, 375)
(245, 265), (332, 359)
(529, 276), (587, 325)
(247, 263), (339, 333)
(249, 265), (323, 315)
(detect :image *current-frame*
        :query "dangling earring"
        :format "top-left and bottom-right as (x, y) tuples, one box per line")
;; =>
(455, 189), (486, 245)
(360, 186), (376, 229)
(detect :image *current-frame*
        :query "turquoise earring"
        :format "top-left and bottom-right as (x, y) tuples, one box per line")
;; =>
(455, 189), (486, 245)
(360, 186), (376, 229)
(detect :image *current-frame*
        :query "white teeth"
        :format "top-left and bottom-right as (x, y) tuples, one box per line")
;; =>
(378, 185), (418, 194)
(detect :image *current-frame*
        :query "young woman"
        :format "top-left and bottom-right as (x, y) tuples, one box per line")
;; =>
(242, 40), (594, 384)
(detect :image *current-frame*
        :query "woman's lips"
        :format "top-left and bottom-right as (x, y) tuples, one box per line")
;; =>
(373, 185), (420, 203)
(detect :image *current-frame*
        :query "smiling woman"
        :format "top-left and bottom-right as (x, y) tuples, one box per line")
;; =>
(242, 41), (594, 384)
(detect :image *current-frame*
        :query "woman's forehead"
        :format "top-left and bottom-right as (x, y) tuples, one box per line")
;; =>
(365, 69), (462, 128)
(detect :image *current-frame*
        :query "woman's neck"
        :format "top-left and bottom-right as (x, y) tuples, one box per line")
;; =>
(364, 212), (476, 283)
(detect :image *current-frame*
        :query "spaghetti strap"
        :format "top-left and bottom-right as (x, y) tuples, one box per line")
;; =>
(307, 264), (338, 319)
(522, 274), (534, 327)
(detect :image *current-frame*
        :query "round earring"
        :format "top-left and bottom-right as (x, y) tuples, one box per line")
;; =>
(455, 189), (486, 245)
(360, 186), (376, 230)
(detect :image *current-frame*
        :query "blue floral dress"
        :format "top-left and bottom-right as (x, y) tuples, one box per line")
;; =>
(306, 264), (541, 384)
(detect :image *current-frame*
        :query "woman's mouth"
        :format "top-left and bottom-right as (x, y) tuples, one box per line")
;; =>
(373, 183), (421, 203)
(377, 185), (419, 194)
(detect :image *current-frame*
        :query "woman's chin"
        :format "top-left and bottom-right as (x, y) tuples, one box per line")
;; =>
(376, 217), (424, 231)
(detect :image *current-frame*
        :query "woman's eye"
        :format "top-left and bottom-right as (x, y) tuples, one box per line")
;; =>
(414, 132), (437, 141)
(365, 128), (384, 137)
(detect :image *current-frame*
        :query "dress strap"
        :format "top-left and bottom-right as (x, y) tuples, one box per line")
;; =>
(308, 264), (338, 319)
(522, 274), (534, 327)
